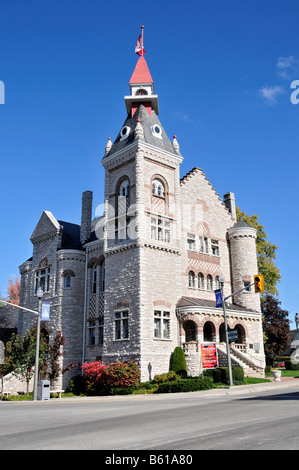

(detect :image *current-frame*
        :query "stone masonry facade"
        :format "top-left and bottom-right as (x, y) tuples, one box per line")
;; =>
(17, 54), (266, 389)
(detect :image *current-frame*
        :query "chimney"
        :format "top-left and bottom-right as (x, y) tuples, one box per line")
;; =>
(80, 191), (93, 244)
(223, 192), (236, 222)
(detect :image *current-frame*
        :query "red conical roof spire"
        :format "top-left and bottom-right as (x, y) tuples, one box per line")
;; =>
(129, 56), (153, 85)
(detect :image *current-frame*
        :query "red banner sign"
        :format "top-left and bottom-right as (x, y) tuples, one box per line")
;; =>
(201, 342), (218, 369)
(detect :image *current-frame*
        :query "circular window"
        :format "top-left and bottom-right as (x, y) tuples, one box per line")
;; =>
(120, 126), (131, 140)
(151, 124), (162, 139)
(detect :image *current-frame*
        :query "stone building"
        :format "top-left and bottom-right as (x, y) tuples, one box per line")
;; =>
(18, 53), (265, 387)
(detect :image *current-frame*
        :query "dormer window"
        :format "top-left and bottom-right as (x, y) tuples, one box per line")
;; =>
(151, 124), (162, 139)
(120, 126), (131, 141)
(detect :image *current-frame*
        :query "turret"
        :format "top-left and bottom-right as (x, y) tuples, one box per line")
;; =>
(228, 217), (261, 312)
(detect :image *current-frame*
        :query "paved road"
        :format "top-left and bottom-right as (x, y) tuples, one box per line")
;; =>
(1, 381), (299, 451)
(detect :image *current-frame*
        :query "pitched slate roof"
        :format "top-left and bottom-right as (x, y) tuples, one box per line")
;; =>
(104, 104), (177, 158)
(177, 296), (258, 313)
(58, 221), (83, 250)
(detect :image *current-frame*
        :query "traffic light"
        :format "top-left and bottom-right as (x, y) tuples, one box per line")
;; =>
(254, 274), (264, 293)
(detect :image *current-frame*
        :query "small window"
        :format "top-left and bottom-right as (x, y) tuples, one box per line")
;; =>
(244, 281), (251, 292)
(151, 124), (162, 139)
(92, 266), (97, 294)
(98, 317), (104, 345)
(89, 321), (96, 346)
(211, 240), (220, 256)
(136, 88), (148, 95)
(199, 236), (209, 254)
(187, 234), (195, 251)
(215, 276), (220, 290)
(120, 126), (131, 140)
(152, 178), (164, 196)
(207, 274), (213, 291)
(198, 272), (204, 289)
(64, 275), (71, 289)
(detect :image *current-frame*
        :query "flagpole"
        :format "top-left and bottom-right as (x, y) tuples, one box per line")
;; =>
(141, 25), (144, 56)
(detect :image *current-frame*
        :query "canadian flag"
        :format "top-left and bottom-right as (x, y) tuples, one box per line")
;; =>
(135, 35), (145, 56)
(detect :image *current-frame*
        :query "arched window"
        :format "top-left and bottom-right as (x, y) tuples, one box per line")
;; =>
(215, 276), (220, 290)
(207, 274), (213, 291)
(198, 272), (204, 289)
(119, 179), (129, 197)
(188, 271), (195, 288)
(152, 178), (164, 197)
(136, 88), (148, 95)
(92, 265), (97, 294)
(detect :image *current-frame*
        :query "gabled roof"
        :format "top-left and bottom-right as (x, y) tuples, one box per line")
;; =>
(129, 56), (153, 84)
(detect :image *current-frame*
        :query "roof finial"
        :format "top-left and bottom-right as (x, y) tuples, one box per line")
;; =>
(105, 137), (112, 155)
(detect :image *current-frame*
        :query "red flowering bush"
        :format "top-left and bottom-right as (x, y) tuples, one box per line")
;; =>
(82, 360), (106, 393)
(101, 360), (141, 393)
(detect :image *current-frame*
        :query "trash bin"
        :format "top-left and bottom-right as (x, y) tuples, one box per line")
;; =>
(37, 380), (50, 400)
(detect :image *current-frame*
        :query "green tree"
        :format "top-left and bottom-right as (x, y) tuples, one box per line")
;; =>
(262, 294), (290, 366)
(5, 327), (48, 394)
(236, 207), (281, 295)
(170, 347), (188, 377)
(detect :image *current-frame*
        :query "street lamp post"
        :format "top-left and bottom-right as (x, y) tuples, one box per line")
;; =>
(219, 274), (233, 387)
(33, 288), (43, 401)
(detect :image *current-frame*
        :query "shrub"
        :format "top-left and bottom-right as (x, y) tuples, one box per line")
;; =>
(101, 360), (141, 394)
(217, 366), (244, 384)
(170, 347), (188, 377)
(81, 360), (106, 394)
(155, 377), (214, 394)
(284, 359), (299, 370)
(153, 370), (179, 383)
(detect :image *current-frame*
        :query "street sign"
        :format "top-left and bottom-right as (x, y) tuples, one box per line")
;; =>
(228, 328), (238, 342)
(201, 342), (219, 369)
(215, 289), (222, 307)
(41, 302), (50, 321)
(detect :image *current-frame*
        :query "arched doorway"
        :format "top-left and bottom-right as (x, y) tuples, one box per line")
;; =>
(203, 321), (215, 342)
(183, 320), (197, 342)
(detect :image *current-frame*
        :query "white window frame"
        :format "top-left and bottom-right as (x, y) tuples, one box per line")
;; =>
(187, 234), (196, 251)
(151, 217), (170, 243)
(35, 268), (50, 294)
(154, 311), (170, 339)
(211, 239), (220, 256)
(114, 310), (129, 340)
(188, 271), (195, 288)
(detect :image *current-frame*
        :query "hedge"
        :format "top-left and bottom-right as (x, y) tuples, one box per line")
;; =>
(155, 377), (214, 394)
(204, 366), (244, 384)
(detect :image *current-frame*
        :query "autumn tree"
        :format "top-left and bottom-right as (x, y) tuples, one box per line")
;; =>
(262, 295), (290, 366)
(236, 207), (281, 295)
(7, 277), (21, 305)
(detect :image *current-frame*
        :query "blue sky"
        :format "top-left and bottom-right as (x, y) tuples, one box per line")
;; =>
(0, 0), (298, 325)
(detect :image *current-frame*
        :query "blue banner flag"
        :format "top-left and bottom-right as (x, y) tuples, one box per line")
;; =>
(215, 289), (223, 308)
